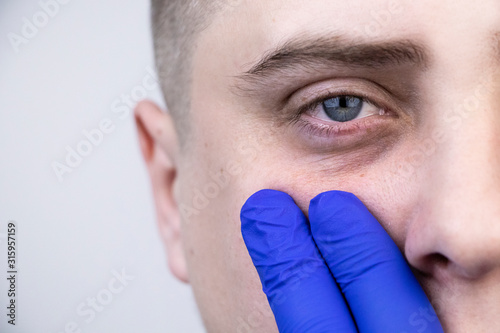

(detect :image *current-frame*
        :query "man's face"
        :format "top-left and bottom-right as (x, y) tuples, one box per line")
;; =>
(155, 0), (500, 331)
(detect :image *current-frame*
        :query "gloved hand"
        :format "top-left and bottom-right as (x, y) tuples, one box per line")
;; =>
(240, 190), (444, 333)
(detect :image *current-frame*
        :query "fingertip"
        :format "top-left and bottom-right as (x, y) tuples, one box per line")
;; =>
(310, 190), (359, 209)
(309, 190), (364, 223)
(307, 189), (400, 280)
(240, 189), (294, 221)
(243, 189), (293, 205)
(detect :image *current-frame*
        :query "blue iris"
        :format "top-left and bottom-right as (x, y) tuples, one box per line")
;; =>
(322, 96), (363, 122)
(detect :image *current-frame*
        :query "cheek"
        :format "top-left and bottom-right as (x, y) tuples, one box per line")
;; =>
(180, 133), (420, 269)
(233, 150), (420, 249)
(176, 148), (279, 331)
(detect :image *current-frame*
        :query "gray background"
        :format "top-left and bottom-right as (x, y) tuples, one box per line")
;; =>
(0, 1), (205, 332)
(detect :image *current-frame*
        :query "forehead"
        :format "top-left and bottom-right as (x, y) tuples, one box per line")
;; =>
(194, 0), (500, 75)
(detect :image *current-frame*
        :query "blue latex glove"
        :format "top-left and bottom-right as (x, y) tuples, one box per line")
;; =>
(240, 190), (444, 333)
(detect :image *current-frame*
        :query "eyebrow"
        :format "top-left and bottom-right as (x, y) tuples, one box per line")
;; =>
(238, 34), (430, 82)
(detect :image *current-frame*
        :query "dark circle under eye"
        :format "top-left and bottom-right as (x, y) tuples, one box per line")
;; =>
(322, 96), (363, 122)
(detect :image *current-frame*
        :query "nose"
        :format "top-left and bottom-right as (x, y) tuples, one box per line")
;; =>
(405, 85), (500, 280)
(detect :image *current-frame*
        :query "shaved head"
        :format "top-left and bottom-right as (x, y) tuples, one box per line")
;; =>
(151, 0), (225, 137)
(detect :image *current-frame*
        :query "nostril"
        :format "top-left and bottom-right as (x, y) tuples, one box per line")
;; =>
(419, 253), (450, 276)
(414, 251), (494, 280)
(428, 253), (449, 266)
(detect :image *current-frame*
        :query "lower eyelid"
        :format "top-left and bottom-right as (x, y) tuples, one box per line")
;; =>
(286, 113), (402, 154)
(296, 108), (398, 142)
(301, 111), (390, 130)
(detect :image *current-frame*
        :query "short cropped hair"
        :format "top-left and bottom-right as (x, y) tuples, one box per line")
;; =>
(151, 0), (225, 139)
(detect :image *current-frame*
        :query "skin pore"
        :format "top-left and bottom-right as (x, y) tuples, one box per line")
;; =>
(135, 0), (500, 332)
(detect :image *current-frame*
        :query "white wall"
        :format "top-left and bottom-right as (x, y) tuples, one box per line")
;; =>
(0, 1), (205, 332)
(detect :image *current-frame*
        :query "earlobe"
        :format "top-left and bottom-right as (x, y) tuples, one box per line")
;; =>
(134, 100), (189, 283)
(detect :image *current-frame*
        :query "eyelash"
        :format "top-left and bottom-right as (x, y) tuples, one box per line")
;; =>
(290, 89), (394, 138)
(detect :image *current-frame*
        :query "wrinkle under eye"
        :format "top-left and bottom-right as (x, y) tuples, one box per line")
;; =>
(323, 96), (363, 122)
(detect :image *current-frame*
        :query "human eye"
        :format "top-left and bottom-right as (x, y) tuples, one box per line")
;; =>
(310, 95), (386, 123)
(285, 79), (403, 147)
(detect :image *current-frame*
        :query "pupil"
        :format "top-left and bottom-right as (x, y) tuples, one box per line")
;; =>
(322, 96), (363, 122)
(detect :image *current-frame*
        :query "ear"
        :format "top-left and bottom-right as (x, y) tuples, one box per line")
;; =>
(134, 100), (189, 283)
